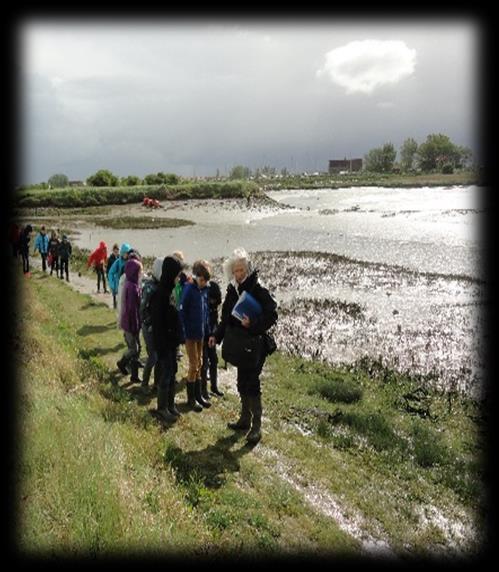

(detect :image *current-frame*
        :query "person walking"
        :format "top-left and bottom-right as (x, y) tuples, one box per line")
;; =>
(209, 248), (277, 444)
(19, 224), (33, 276)
(87, 241), (108, 293)
(33, 225), (49, 272)
(47, 230), (60, 276)
(58, 235), (72, 281)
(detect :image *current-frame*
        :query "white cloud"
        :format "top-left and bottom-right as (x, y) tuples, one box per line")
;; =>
(318, 40), (416, 94)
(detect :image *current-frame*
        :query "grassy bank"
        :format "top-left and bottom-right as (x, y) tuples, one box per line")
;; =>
(15, 181), (261, 209)
(14, 269), (486, 557)
(264, 171), (480, 191)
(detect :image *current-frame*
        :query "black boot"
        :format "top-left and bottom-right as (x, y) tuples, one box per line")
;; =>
(200, 376), (212, 404)
(156, 380), (177, 422)
(194, 379), (211, 408)
(186, 382), (203, 412)
(210, 367), (224, 397)
(168, 382), (181, 417)
(228, 394), (251, 431)
(130, 360), (142, 384)
(116, 357), (128, 375)
(246, 394), (262, 444)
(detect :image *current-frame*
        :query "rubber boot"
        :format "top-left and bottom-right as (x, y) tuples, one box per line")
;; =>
(200, 376), (212, 404)
(210, 366), (224, 397)
(130, 360), (142, 384)
(186, 382), (203, 412)
(194, 379), (211, 408)
(228, 394), (251, 431)
(246, 394), (262, 444)
(116, 357), (128, 375)
(156, 381), (177, 422)
(168, 381), (181, 417)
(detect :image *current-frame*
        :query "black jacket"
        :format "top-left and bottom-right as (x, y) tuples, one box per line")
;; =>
(207, 280), (222, 331)
(214, 270), (277, 343)
(151, 256), (183, 357)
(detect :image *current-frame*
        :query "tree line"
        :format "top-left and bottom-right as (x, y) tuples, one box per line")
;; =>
(363, 133), (473, 174)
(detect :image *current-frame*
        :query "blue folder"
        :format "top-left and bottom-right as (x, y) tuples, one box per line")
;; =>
(231, 290), (262, 322)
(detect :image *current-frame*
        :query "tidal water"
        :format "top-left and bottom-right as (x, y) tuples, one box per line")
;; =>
(73, 185), (488, 398)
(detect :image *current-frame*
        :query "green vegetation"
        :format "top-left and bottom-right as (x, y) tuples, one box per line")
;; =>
(264, 170), (479, 191)
(14, 269), (485, 556)
(91, 216), (194, 230)
(15, 181), (261, 209)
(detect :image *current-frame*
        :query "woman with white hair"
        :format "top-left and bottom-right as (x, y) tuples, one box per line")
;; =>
(209, 248), (278, 444)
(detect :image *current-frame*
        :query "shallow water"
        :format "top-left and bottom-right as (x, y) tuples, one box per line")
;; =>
(71, 186), (488, 398)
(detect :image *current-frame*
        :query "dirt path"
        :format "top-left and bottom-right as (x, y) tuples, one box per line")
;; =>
(29, 256), (115, 309)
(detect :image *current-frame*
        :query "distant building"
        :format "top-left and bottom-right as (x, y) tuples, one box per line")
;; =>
(68, 180), (85, 187)
(328, 158), (363, 174)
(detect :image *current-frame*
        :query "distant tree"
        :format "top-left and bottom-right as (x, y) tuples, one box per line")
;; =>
(281, 167), (289, 177)
(121, 175), (142, 186)
(416, 133), (468, 172)
(86, 169), (119, 187)
(144, 172), (180, 185)
(364, 143), (397, 173)
(48, 173), (69, 188)
(229, 165), (251, 179)
(400, 138), (419, 172)
(163, 173), (180, 185)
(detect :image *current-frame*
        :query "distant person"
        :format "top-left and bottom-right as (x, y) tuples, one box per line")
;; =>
(8, 222), (21, 259)
(47, 230), (60, 276)
(151, 256), (185, 423)
(106, 243), (120, 303)
(139, 257), (163, 393)
(179, 260), (212, 411)
(201, 279), (223, 397)
(209, 248), (278, 444)
(87, 240), (108, 293)
(33, 225), (49, 272)
(19, 224), (33, 276)
(58, 234), (72, 281)
(116, 257), (143, 384)
(108, 243), (131, 309)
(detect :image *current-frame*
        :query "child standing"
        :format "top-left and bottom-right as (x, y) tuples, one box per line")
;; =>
(47, 230), (60, 276)
(58, 235), (72, 281)
(179, 260), (212, 411)
(201, 279), (223, 397)
(87, 241), (108, 293)
(34, 225), (49, 272)
(108, 243), (131, 309)
(139, 257), (163, 392)
(116, 257), (143, 384)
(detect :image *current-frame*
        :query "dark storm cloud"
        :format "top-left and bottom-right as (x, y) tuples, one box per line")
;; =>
(20, 20), (479, 183)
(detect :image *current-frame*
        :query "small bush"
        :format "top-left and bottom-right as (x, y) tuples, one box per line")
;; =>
(311, 376), (363, 404)
(412, 420), (448, 467)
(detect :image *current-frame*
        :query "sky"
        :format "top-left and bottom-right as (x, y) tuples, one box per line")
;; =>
(19, 18), (481, 184)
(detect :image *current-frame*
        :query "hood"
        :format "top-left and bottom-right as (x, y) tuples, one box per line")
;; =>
(120, 242), (132, 256)
(125, 258), (141, 284)
(99, 241), (107, 250)
(159, 256), (182, 291)
(152, 257), (164, 282)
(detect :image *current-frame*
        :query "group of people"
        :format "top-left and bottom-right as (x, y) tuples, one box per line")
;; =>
(108, 243), (278, 444)
(9, 219), (278, 444)
(9, 223), (73, 280)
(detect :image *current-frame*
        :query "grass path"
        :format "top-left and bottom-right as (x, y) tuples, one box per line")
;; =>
(14, 267), (485, 559)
